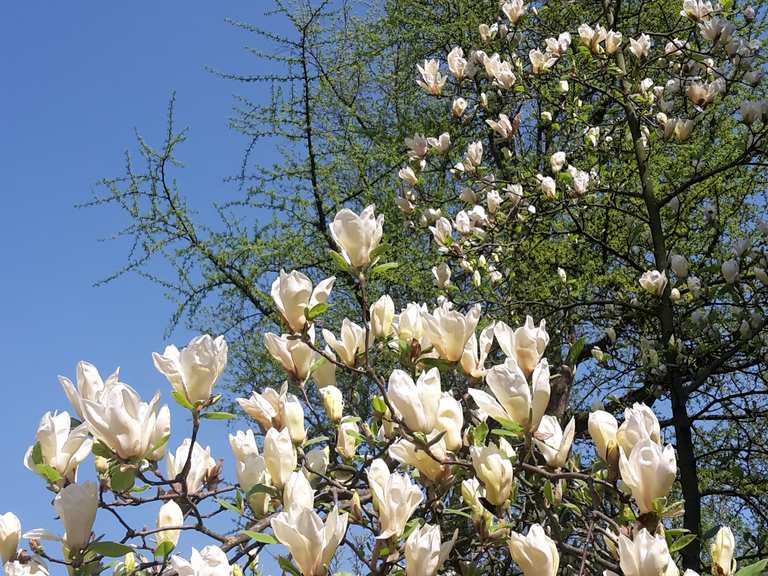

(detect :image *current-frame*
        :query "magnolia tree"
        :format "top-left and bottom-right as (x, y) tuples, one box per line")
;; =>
(2, 201), (766, 576)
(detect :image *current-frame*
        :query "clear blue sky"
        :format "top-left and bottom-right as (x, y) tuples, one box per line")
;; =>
(1, 2), (291, 573)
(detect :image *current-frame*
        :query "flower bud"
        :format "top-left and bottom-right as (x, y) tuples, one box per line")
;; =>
(319, 386), (344, 422)
(0, 512), (21, 564)
(711, 527), (736, 576)
(156, 500), (183, 548)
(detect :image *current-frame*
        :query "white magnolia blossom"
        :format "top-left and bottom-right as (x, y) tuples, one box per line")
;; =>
(405, 524), (457, 576)
(3, 558), (49, 576)
(606, 30), (623, 54)
(508, 524), (560, 576)
(533, 416), (575, 469)
(395, 302), (430, 344)
(319, 385), (344, 422)
(452, 97), (468, 117)
(711, 527), (736, 576)
(271, 506), (348, 576)
(24, 411), (92, 485)
(432, 263), (452, 288)
(629, 34), (653, 58)
(529, 49), (557, 74)
(370, 295), (395, 339)
(538, 175), (557, 199)
(81, 382), (169, 461)
(616, 403), (661, 454)
(545, 32), (571, 56)
(461, 324), (495, 379)
(323, 319), (370, 368)
(639, 270), (668, 296)
(470, 438), (515, 505)
(486, 113), (517, 139)
(152, 334), (228, 404)
(399, 166), (419, 186)
(619, 439), (677, 513)
(264, 329), (316, 383)
(304, 447), (330, 478)
(169, 546), (231, 576)
(156, 500), (183, 548)
(578, 23), (607, 54)
(494, 316), (550, 376)
(501, 0), (526, 23)
(389, 436), (448, 482)
(550, 151), (566, 173)
(166, 439), (217, 495)
(427, 132), (451, 153)
(283, 471), (315, 514)
(53, 481), (98, 552)
(447, 46), (468, 80)
(0, 512), (21, 564)
(417, 59), (447, 95)
(588, 410), (619, 461)
(470, 357), (550, 431)
(436, 392), (464, 452)
(367, 459), (423, 539)
(329, 204), (384, 269)
(617, 529), (672, 576)
(264, 427), (297, 488)
(59, 361), (119, 420)
(682, 0), (713, 21)
(337, 420), (359, 459)
(387, 368), (442, 433)
(422, 302), (482, 362)
(670, 254), (689, 277)
(721, 259), (739, 284)
(236, 383), (305, 443)
(270, 270), (336, 333)
(229, 430), (271, 514)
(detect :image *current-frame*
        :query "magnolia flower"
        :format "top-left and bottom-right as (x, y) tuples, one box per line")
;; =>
(534, 416), (575, 468)
(461, 478), (492, 522)
(229, 430), (271, 514)
(538, 175), (557, 199)
(53, 481), (98, 552)
(236, 384), (305, 443)
(588, 410), (619, 461)
(711, 527), (736, 576)
(452, 97), (468, 117)
(329, 205), (384, 269)
(323, 319), (369, 367)
(508, 524), (559, 576)
(3, 558), (49, 576)
(529, 49), (557, 74)
(545, 32), (571, 56)
(670, 254), (689, 277)
(389, 436), (448, 482)
(606, 30), (623, 54)
(270, 270), (336, 333)
(629, 34), (653, 58)
(371, 295), (395, 339)
(470, 357), (550, 430)
(427, 132), (451, 153)
(447, 46), (468, 80)
(486, 113), (517, 139)
(304, 447), (329, 478)
(422, 302), (482, 362)
(337, 420), (360, 459)
(399, 166), (419, 186)
(0, 512), (21, 564)
(578, 23), (607, 54)
(417, 59), (447, 95)
(396, 302), (429, 343)
(367, 459), (423, 539)
(264, 428), (297, 488)
(405, 524), (456, 576)
(501, 0), (526, 23)
(619, 439), (677, 513)
(461, 324), (495, 378)
(169, 546), (231, 576)
(550, 151), (566, 173)
(436, 392), (464, 452)
(617, 403), (661, 454)
(618, 529), (672, 576)
(665, 118), (694, 142)
(432, 263), (452, 288)
(639, 270), (668, 296)
(81, 383), (169, 461)
(319, 385), (343, 422)
(59, 361), (119, 420)
(283, 471), (315, 513)
(568, 165), (590, 195)
(721, 259), (739, 284)
(264, 330), (316, 383)
(156, 500), (183, 548)
(152, 334), (228, 404)
(682, 0), (713, 21)
(271, 506), (348, 576)
(24, 411), (92, 485)
(167, 439), (217, 495)
(470, 439), (515, 505)
(313, 348), (336, 388)
(494, 316), (550, 376)
(387, 368), (441, 433)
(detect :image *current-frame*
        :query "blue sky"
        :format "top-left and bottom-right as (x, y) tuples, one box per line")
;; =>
(1, 2), (291, 573)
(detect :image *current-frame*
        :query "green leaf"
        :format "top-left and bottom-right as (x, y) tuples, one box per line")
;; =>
(303, 435), (328, 448)
(443, 508), (472, 519)
(278, 556), (302, 576)
(216, 498), (243, 515)
(306, 302), (329, 321)
(242, 531), (279, 545)
(35, 464), (63, 483)
(371, 395), (387, 414)
(89, 542), (135, 557)
(201, 411), (236, 420)
(370, 262), (399, 277)
(154, 541), (175, 557)
(109, 466), (136, 492)
(369, 243), (388, 261)
(171, 391), (194, 411)
(497, 418), (525, 435)
(31, 442), (44, 466)
(92, 442), (113, 459)
(735, 560), (768, 576)
(149, 434), (170, 455)
(340, 415), (361, 424)
(491, 427), (523, 439)
(328, 250), (350, 272)
(566, 337), (585, 367)
(473, 421), (489, 445)
(543, 480), (555, 506)
(246, 483), (279, 498)
(669, 534), (697, 553)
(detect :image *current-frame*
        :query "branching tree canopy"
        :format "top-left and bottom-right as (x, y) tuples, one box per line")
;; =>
(26, 0), (764, 574)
